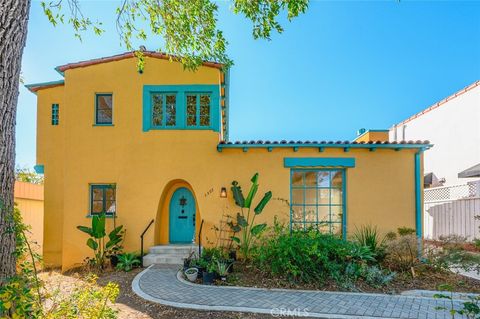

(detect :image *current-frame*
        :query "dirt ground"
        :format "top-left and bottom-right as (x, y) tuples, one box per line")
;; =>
(217, 263), (480, 294)
(40, 269), (271, 319)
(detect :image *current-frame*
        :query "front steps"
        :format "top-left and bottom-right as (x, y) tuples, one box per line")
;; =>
(143, 244), (199, 267)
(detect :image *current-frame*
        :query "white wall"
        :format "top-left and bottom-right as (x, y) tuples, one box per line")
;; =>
(390, 83), (480, 186)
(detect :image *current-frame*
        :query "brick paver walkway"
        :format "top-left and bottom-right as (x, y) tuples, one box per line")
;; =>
(132, 265), (465, 318)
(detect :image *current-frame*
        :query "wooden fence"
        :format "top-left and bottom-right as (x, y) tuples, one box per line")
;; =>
(424, 181), (480, 241)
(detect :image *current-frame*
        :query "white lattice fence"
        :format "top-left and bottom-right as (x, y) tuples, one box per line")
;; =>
(424, 181), (480, 241)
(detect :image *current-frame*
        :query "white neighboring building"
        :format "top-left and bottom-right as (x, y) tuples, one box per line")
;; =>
(390, 80), (480, 187)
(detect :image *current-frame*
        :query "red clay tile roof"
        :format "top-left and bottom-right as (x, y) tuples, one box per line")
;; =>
(56, 51), (223, 73)
(395, 80), (480, 126)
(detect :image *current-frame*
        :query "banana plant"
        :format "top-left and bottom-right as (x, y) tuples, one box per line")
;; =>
(229, 173), (272, 260)
(77, 213), (123, 268)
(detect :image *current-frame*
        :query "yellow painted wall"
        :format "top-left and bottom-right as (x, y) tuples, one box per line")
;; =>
(354, 131), (389, 142)
(37, 85), (65, 267)
(35, 56), (422, 270)
(14, 181), (44, 254)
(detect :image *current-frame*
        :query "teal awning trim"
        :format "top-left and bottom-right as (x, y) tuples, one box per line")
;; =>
(284, 157), (355, 168)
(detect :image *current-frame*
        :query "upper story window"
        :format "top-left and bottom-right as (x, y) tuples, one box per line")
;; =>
(143, 85), (219, 132)
(95, 94), (113, 125)
(186, 93), (211, 127)
(90, 184), (116, 216)
(51, 104), (59, 125)
(151, 93), (177, 127)
(290, 169), (345, 236)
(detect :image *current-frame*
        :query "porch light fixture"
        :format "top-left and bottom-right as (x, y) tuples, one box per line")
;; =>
(220, 187), (227, 198)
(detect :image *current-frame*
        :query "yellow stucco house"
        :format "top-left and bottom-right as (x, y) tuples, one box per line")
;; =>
(27, 51), (431, 270)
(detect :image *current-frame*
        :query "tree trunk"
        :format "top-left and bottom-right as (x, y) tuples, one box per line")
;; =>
(0, 0), (31, 283)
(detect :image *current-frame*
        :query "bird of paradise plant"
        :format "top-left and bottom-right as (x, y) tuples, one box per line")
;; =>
(229, 173), (272, 260)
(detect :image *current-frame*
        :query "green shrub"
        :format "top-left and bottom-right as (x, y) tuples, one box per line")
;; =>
(253, 226), (392, 287)
(384, 233), (418, 271)
(397, 227), (416, 236)
(353, 225), (386, 261)
(116, 252), (141, 272)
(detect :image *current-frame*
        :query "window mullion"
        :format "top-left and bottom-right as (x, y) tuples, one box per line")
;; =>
(196, 94), (200, 126)
(162, 94), (166, 126)
(102, 187), (107, 214)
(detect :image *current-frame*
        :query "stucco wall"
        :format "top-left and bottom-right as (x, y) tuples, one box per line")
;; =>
(14, 181), (44, 254)
(390, 84), (480, 186)
(35, 57), (421, 270)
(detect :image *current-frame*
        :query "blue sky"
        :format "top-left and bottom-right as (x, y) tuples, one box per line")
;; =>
(17, 0), (480, 168)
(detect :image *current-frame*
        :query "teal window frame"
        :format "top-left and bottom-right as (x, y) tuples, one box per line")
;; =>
(289, 168), (347, 238)
(89, 184), (116, 217)
(95, 93), (113, 125)
(143, 85), (220, 132)
(51, 104), (59, 125)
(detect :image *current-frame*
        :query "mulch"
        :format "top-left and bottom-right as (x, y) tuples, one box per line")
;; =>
(217, 263), (480, 294)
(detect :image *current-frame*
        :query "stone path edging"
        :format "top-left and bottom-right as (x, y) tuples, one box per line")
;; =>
(132, 265), (466, 319)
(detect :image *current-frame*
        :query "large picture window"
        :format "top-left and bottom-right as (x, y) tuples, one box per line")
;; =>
(90, 184), (116, 216)
(290, 169), (345, 235)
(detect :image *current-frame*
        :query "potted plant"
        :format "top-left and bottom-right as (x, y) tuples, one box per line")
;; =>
(216, 260), (231, 281)
(202, 261), (216, 285)
(184, 267), (199, 282)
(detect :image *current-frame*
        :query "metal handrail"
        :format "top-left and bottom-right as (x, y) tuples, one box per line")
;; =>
(140, 219), (154, 267)
(198, 219), (204, 257)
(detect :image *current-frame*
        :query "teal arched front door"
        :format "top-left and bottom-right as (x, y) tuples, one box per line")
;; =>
(169, 187), (196, 243)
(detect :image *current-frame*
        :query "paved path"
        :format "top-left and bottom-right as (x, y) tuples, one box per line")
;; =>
(132, 265), (466, 319)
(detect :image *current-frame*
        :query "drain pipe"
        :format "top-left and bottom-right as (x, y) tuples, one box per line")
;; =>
(414, 150), (423, 258)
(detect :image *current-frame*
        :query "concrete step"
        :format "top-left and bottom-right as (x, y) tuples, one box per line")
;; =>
(143, 254), (185, 266)
(143, 244), (201, 267)
(149, 244), (199, 255)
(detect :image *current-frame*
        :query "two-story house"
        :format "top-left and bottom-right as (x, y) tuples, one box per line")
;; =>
(27, 51), (431, 270)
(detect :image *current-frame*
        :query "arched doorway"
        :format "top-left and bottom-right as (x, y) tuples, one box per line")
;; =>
(154, 180), (200, 245)
(169, 187), (196, 243)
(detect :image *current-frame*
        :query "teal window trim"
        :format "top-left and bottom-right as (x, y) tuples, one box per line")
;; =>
(89, 184), (116, 217)
(95, 93), (113, 125)
(34, 165), (44, 174)
(51, 104), (59, 125)
(284, 157), (355, 168)
(289, 168), (347, 238)
(143, 85), (220, 132)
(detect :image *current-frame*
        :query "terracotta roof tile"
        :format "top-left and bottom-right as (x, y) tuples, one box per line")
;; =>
(56, 51), (223, 73)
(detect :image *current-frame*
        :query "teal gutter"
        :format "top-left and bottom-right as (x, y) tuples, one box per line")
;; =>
(414, 151), (422, 238)
(54, 66), (65, 76)
(217, 143), (432, 152)
(25, 80), (65, 94)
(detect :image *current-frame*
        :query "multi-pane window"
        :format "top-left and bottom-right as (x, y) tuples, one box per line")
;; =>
(51, 104), (59, 125)
(290, 169), (344, 235)
(186, 93), (211, 127)
(95, 94), (113, 125)
(90, 184), (116, 216)
(151, 93), (177, 127)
